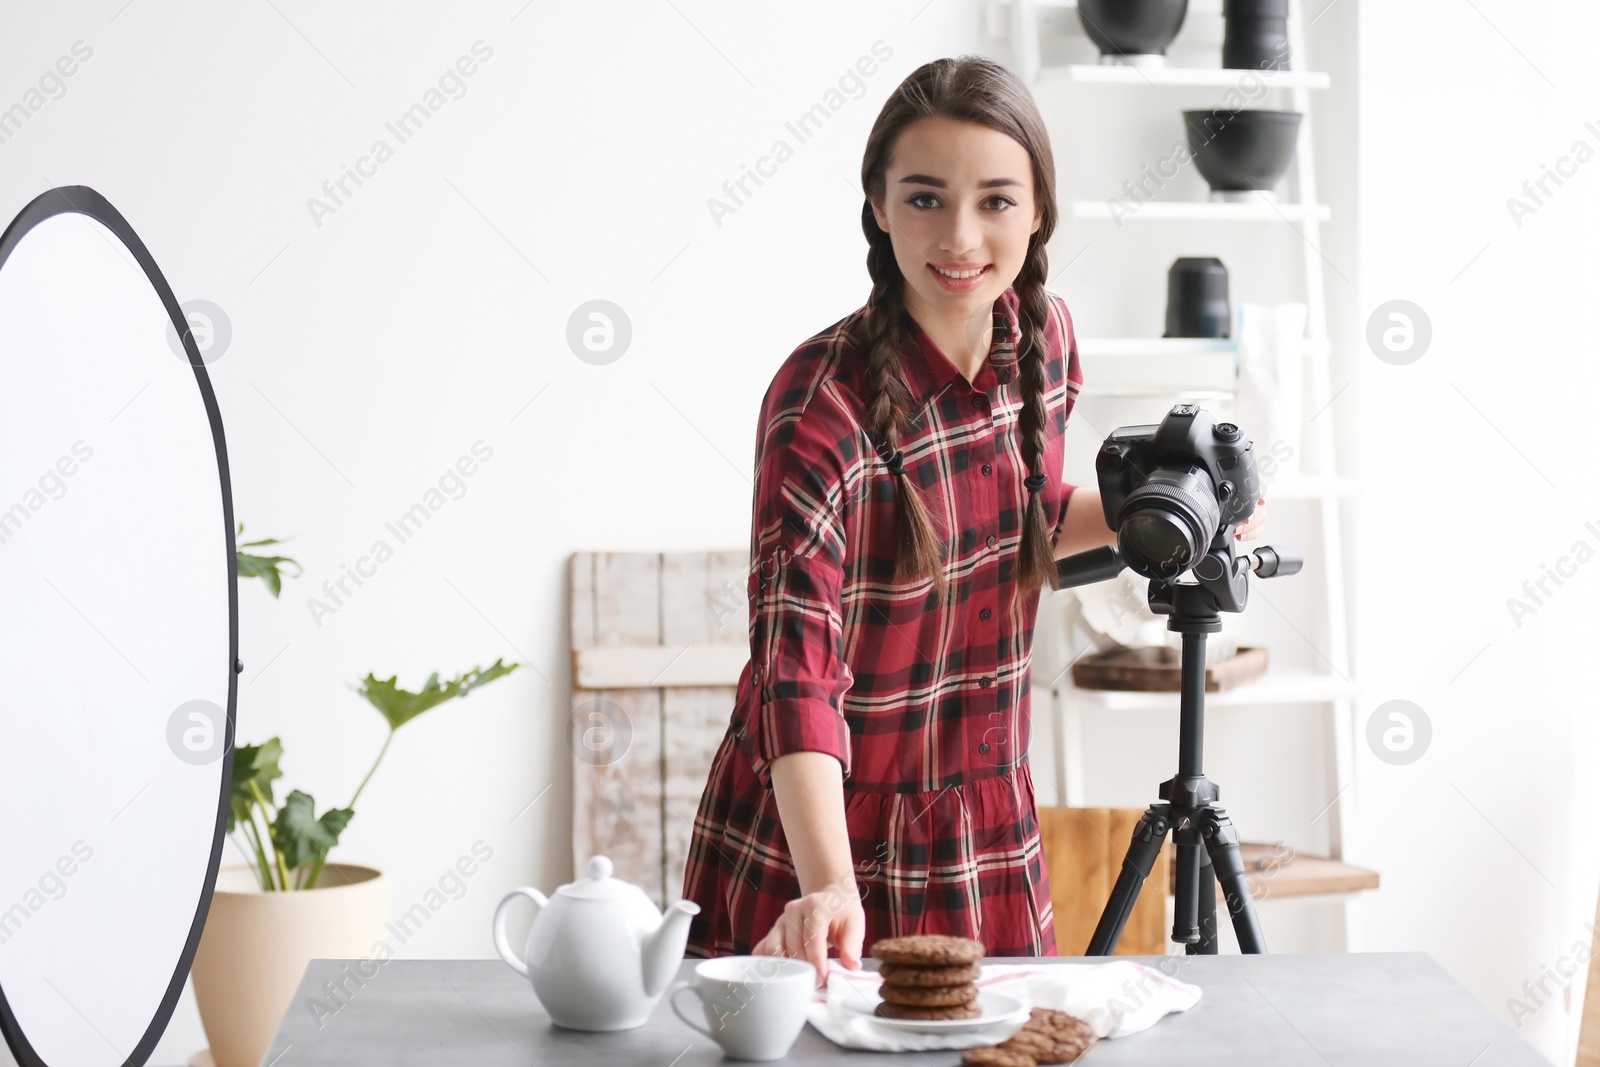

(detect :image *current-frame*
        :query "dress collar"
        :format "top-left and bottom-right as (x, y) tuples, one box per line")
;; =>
(895, 285), (1021, 408)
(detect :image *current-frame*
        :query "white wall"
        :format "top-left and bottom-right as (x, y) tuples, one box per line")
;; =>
(0, 1), (1591, 1064)
(1355, 2), (1600, 1063)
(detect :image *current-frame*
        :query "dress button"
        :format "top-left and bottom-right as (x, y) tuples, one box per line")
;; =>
(986, 534), (997, 548)
(980, 676), (993, 688)
(981, 463), (993, 476)
(971, 396), (986, 411)
(978, 743), (991, 755)
(979, 608), (991, 620)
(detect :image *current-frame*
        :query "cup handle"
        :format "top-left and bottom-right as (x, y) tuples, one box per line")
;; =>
(492, 887), (547, 978)
(669, 981), (715, 1039)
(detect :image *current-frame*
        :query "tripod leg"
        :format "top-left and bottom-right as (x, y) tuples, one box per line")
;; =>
(1171, 828), (1202, 946)
(1200, 806), (1266, 954)
(1188, 848), (1218, 955)
(1086, 805), (1171, 956)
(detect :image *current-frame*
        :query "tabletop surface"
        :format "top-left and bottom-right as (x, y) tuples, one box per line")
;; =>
(263, 952), (1551, 1066)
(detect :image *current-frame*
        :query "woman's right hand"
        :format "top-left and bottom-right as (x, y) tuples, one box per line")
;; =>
(752, 879), (865, 987)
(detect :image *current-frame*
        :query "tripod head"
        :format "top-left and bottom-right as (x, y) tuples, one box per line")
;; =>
(1052, 525), (1302, 634)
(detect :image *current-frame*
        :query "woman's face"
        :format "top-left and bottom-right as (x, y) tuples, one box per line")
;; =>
(870, 116), (1041, 318)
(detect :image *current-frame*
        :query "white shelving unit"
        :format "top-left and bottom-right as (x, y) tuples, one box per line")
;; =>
(1053, 64), (1330, 89)
(1013, 0), (1369, 949)
(1072, 200), (1331, 222)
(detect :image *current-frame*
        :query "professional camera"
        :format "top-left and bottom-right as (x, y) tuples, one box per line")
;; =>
(1095, 403), (1262, 580)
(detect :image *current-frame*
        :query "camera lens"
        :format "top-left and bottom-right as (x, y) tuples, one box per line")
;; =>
(1115, 469), (1221, 579)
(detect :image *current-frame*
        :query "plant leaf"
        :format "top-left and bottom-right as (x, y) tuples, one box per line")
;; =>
(355, 659), (520, 732)
(236, 549), (302, 598)
(271, 789), (354, 870)
(228, 738), (283, 832)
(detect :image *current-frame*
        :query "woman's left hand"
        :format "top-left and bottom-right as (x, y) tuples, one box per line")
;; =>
(1233, 495), (1268, 542)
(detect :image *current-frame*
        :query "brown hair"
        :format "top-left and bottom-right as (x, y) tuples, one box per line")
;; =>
(857, 55), (1059, 598)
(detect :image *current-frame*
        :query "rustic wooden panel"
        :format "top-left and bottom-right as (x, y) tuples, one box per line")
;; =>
(1040, 806), (1170, 957)
(661, 551), (746, 906)
(572, 644), (747, 689)
(570, 552), (665, 905)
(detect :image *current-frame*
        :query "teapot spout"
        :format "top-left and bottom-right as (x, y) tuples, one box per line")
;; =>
(641, 899), (700, 998)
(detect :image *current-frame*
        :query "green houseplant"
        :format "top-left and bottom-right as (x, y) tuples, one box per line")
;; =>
(193, 526), (522, 1067)
(228, 659), (519, 890)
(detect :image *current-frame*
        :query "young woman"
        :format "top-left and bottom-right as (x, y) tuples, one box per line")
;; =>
(682, 55), (1266, 982)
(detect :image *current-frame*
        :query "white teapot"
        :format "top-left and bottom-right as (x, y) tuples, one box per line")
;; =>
(493, 855), (700, 1031)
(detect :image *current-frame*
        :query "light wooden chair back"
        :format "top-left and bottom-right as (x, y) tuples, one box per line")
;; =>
(1038, 806), (1172, 956)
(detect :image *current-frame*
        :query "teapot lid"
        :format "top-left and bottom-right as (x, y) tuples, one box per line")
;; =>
(558, 855), (642, 902)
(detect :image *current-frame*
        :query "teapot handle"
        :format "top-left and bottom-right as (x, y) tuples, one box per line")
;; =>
(492, 887), (548, 978)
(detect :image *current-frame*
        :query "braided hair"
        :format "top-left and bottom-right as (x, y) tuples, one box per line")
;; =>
(856, 55), (1060, 598)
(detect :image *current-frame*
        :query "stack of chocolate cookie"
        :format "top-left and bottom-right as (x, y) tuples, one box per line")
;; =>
(869, 934), (986, 1020)
(961, 1006), (1098, 1066)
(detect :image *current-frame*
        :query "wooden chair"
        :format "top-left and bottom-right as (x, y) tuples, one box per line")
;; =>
(1037, 806), (1172, 956)
(1579, 886), (1600, 1066)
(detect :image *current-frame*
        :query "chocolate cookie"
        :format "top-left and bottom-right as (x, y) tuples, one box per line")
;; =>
(1028, 1007), (1077, 1030)
(879, 981), (979, 1007)
(870, 934), (985, 966)
(873, 999), (984, 1020)
(877, 961), (982, 987)
(961, 1048), (1037, 1067)
(998, 1029), (1054, 1057)
(1018, 1013), (1097, 1064)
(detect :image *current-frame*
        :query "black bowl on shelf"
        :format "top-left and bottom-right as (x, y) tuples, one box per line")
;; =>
(1183, 108), (1301, 196)
(1078, 0), (1190, 64)
(1223, 0), (1290, 71)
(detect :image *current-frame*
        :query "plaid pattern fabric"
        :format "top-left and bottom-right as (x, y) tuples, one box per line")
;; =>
(683, 286), (1083, 958)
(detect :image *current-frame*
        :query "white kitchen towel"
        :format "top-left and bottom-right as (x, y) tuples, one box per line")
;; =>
(807, 960), (1202, 1053)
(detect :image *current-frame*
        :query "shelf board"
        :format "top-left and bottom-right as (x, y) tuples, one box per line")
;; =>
(1080, 338), (1234, 396)
(1266, 475), (1362, 500)
(1019, 0), (1224, 11)
(1048, 64), (1330, 89)
(1075, 337), (1339, 398)
(1064, 668), (1358, 710)
(1079, 337), (1232, 358)
(1167, 843), (1380, 900)
(1074, 200), (1330, 222)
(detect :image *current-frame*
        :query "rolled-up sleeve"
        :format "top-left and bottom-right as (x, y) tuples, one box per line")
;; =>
(741, 397), (855, 786)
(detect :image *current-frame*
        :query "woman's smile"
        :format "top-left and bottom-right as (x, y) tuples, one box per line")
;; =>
(928, 261), (992, 292)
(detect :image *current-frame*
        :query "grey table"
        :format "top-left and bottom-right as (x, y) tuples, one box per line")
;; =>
(263, 954), (1551, 1066)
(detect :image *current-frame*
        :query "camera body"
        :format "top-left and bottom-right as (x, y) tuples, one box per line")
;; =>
(1096, 404), (1261, 579)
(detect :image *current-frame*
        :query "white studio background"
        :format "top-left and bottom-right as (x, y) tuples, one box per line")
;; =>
(1354, 2), (1600, 1064)
(0, 2), (1594, 1065)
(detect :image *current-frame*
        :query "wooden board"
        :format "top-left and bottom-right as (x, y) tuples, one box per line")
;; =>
(572, 644), (747, 689)
(1039, 806), (1172, 956)
(660, 550), (747, 910)
(569, 552), (666, 905)
(569, 550), (745, 909)
(1072, 645), (1268, 692)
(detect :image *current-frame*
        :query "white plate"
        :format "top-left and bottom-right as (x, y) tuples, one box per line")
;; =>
(844, 988), (1030, 1034)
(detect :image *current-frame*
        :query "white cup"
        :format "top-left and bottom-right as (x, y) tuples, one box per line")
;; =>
(669, 955), (815, 1061)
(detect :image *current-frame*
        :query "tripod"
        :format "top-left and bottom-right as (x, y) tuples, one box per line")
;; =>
(1053, 534), (1301, 955)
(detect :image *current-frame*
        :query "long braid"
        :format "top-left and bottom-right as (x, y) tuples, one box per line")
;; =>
(1011, 241), (1056, 596)
(858, 200), (949, 598)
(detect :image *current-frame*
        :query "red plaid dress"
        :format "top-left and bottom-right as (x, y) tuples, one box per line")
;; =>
(682, 285), (1083, 959)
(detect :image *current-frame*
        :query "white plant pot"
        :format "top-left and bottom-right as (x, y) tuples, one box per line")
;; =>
(190, 863), (391, 1067)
